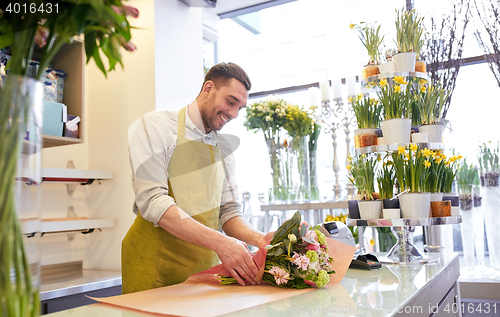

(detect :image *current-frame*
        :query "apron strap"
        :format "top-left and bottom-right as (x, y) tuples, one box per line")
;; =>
(176, 106), (187, 144)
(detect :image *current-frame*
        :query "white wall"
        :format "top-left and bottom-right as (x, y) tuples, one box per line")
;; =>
(154, 0), (204, 110)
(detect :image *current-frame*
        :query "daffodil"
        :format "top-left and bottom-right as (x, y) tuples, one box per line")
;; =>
(394, 85), (402, 93)
(422, 148), (432, 158)
(424, 160), (431, 168)
(349, 23), (355, 29)
(418, 79), (428, 85)
(435, 156), (443, 163)
(379, 79), (388, 88)
(394, 76), (405, 85)
(410, 144), (418, 152)
(457, 155), (463, 160)
(420, 86), (427, 93)
(398, 145), (406, 155)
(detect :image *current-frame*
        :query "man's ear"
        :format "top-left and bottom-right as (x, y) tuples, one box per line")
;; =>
(203, 81), (214, 94)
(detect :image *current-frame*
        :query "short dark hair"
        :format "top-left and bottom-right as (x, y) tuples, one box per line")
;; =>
(202, 62), (251, 92)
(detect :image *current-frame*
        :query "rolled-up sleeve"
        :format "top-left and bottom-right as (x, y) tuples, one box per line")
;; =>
(218, 136), (243, 227)
(128, 113), (176, 226)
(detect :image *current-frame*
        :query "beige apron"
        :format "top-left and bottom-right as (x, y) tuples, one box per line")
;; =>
(122, 107), (224, 294)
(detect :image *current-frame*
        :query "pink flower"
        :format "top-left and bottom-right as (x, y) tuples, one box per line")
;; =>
(119, 36), (137, 52)
(305, 230), (317, 241)
(292, 252), (310, 271)
(269, 266), (290, 286)
(320, 244), (327, 249)
(34, 26), (49, 47)
(123, 5), (139, 18)
(110, 5), (123, 15)
(306, 243), (320, 251)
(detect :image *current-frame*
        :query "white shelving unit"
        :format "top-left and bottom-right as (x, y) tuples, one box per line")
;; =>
(16, 168), (113, 184)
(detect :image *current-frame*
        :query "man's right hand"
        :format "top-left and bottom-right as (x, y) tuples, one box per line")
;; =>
(214, 236), (260, 286)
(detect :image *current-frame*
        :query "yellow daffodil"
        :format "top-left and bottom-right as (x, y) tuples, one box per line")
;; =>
(424, 160), (431, 168)
(394, 76), (405, 85)
(405, 153), (410, 160)
(350, 23), (355, 29)
(418, 79), (428, 85)
(348, 96), (354, 103)
(458, 155), (463, 160)
(394, 85), (402, 93)
(410, 143), (418, 152)
(423, 148), (432, 158)
(379, 79), (388, 88)
(435, 156), (443, 163)
(347, 165), (352, 171)
(441, 154), (447, 160)
(420, 86), (427, 93)
(449, 156), (458, 163)
(398, 145), (406, 155)
(369, 81), (377, 87)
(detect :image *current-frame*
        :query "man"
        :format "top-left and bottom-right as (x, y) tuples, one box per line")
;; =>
(122, 62), (268, 294)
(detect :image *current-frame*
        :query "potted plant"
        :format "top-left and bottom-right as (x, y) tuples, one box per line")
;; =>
(351, 22), (385, 79)
(393, 8), (424, 72)
(245, 96), (290, 202)
(377, 76), (413, 144)
(377, 160), (400, 219)
(348, 154), (382, 219)
(391, 144), (432, 218)
(416, 81), (450, 143)
(440, 153), (462, 216)
(422, 149), (449, 216)
(350, 94), (381, 149)
(0, 2), (138, 315)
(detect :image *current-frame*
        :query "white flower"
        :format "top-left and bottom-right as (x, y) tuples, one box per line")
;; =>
(269, 109), (274, 114)
(265, 116), (272, 121)
(256, 105), (263, 111)
(288, 234), (297, 243)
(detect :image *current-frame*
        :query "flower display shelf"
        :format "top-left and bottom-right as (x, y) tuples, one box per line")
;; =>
(347, 215), (461, 265)
(361, 71), (430, 89)
(355, 142), (444, 156)
(21, 218), (115, 238)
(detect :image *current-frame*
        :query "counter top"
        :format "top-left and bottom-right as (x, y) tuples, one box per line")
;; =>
(40, 269), (121, 301)
(46, 252), (460, 317)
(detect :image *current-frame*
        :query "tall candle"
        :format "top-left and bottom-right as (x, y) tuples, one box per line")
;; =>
(346, 76), (357, 97)
(332, 78), (343, 100)
(309, 87), (318, 107)
(319, 80), (330, 102)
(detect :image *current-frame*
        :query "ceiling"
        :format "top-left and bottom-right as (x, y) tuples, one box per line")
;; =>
(208, 0), (274, 15)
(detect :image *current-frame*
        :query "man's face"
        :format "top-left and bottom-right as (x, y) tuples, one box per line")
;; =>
(200, 78), (248, 133)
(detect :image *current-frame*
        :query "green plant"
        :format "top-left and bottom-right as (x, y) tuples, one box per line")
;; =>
(377, 160), (395, 199)
(352, 22), (385, 63)
(415, 81), (450, 125)
(377, 76), (413, 120)
(478, 141), (499, 175)
(0, 2), (138, 315)
(456, 159), (478, 197)
(440, 152), (462, 193)
(391, 144), (431, 193)
(349, 94), (382, 129)
(395, 8), (424, 53)
(347, 154), (379, 200)
(244, 96), (289, 140)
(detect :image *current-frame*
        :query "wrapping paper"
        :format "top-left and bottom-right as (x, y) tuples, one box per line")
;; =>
(90, 238), (356, 317)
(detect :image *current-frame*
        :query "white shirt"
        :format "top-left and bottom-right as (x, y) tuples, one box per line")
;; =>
(128, 100), (242, 227)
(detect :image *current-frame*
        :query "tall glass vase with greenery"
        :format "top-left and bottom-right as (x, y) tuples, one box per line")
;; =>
(245, 96), (290, 202)
(0, 2), (138, 316)
(308, 108), (321, 201)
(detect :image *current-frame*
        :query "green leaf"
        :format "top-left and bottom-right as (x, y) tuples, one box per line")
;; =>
(292, 227), (300, 238)
(274, 248), (283, 257)
(84, 32), (97, 64)
(300, 224), (307, 237)
(92, 46), (107, 77)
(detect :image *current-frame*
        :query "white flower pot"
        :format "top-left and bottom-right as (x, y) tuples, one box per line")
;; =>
(354, 128), (377, 135)
(399, 192), (431, 218)
(419, 124), (444, 143)
(393, 52), (417, 72)
(383, 208), (401, 219)
(377, 137), (385, 145)
(430, 193), (443, 202)
(451, 206), (460, 216)
(411, 132), (428, 144)
(358, 200), (383, 219)
(379, 61), (396, 74)
(380, 118), (411, 145)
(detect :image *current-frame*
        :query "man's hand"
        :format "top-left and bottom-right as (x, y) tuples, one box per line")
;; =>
(213, 236), (260, 286)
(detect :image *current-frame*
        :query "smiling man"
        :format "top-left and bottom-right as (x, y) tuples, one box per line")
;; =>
(122, 63), (269, 294)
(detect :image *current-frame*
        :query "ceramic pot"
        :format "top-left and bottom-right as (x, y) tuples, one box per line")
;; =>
(393, 52), (417, 72)
(430, 193), (443, 202)
(399, 192), (431, 218)
(419, 124), (444, 143)
(379, 61), (396, 74)
(348, 200), (360, 219)
(354, 128), (378, 149)
(362, 64), (379, 79)
(415, 59), (426, 73)
(380, 118), (411, 145)
(358, 200), (383, 219)
(411, 132), (428, 144)
(383, 208), (401, 219)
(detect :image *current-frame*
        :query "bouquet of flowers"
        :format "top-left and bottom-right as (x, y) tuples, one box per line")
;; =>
(218, 212), (335, 289)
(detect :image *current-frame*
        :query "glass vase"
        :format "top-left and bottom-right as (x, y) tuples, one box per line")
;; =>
(1, 75), (43, 316)
(309, 149), (319, 201)
(377, 228), (397, 252)
(266, 133), (288, 203)
(459, 184), (475, 275)
(482, 172), (500, 275)
(473, 185), (485, 275)
(288, 136), (310, 203)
